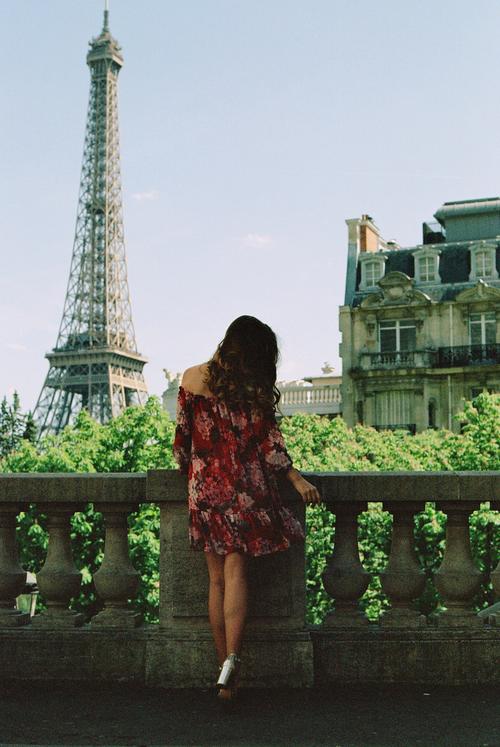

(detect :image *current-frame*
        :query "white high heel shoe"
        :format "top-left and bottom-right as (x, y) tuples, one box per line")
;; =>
(216, 652), (242, 699)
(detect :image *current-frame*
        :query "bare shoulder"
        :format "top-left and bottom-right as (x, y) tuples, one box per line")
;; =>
(181, 362), (212, 395)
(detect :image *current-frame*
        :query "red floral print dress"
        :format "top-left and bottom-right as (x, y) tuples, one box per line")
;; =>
(172, 385), (305, 556)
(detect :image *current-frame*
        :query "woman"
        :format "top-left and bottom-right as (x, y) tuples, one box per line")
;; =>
(172, 315), (321, 705)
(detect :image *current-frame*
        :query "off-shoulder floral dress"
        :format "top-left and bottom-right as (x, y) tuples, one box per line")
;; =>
(172, 385), (305, 556)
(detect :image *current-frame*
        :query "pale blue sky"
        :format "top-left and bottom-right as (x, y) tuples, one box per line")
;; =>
(2, 0), (500, 411)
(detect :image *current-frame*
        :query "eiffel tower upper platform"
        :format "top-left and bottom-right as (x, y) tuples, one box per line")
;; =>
(33, 7), (148, 437)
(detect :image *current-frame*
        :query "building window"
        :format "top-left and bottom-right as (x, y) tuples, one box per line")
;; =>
(418, 255), (436, 282)
(374, 390), (415, 432)
(469, 312), (496, 346)
(359, 254), (387, 290)
(413, 247), (440, 284)
(469, 242), (498, 281)
(476, 251), (493, 277)
(428, 399), (436, 429)
(379, 319), (417, 352)
(356, 400), (364, 425)
(365, 261), (382, 286)
(363, 260), (383, 287)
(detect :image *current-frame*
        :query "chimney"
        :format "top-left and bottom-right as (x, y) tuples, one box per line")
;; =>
(359, 214), (381, 252)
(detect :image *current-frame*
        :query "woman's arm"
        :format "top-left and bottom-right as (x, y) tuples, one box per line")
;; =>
(285, 466), (321, 505)
(172, 385), (192, 474)
(259, 413), (321, 505)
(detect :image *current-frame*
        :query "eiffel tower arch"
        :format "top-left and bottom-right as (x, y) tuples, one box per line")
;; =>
(33, 8), (148, 438)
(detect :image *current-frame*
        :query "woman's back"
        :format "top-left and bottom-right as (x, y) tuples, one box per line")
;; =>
(173, 364), (305, 556)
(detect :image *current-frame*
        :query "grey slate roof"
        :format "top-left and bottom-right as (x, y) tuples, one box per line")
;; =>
(352, 242), (500, 307)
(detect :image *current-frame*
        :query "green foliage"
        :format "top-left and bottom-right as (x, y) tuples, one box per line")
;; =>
(449, 392), (500, 470)
(281, 392), (500, 624)
(0, 392), (33, 459)
(1, 391), (498, 626)
(2, 395), (175, 623)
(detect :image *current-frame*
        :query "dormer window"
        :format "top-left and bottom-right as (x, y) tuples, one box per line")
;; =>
(476, 250), (493, 276)
(469, 241), (498, 281)
(413, 246), (441, 284)
(359, 254), (387, 290)
(418, 256), (436, 282)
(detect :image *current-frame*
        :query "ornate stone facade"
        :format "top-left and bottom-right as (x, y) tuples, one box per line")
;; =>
(340, 200), (500, 433)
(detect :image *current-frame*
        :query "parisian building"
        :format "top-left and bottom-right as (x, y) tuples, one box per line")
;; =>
(339, 198), (500, 433)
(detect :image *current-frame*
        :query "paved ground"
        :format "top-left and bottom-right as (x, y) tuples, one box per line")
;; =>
(0, 681), (499, 747)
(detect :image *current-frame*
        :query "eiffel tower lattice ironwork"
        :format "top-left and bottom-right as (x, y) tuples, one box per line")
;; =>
(33, 8), (148, 438)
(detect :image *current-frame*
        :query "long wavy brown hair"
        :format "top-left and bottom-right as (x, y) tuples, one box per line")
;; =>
(203, 315), (282, 417)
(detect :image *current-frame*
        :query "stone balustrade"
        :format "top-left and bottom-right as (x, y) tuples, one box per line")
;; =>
(278, 385), (342, 416)
(358, 350), (437, 371)
(0, 470), (498, 687)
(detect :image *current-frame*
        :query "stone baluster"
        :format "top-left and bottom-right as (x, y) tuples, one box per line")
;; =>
(380, 502), (426, 627)
(31, 505), (85, 628)
(321, 501), (370, 627)
(485, 500), (500, 625)
(0, 505), (30, 627)
(91, 503), (142, 628)
(434, 501), (484, 627)
(489, 555), (500, 625)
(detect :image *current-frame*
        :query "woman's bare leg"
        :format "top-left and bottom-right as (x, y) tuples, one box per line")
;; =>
(223, 551), (249, 655)
(205, 550), (227, 665)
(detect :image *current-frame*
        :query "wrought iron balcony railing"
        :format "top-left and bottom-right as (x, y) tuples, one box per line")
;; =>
(436, 344), (500, 368)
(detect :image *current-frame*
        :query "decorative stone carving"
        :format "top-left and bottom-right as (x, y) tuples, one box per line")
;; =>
(455, 279), (500, 304)
(321, 502), (371, 627)
(434, 501), (484, 628)
(31, 505), (85, 628)
(360, 272), (433, 310)
(91, 503), (142, 628)
(0, 506), (30, 627)
(380, 503), (426, 627)
(362, 313), (377, 337)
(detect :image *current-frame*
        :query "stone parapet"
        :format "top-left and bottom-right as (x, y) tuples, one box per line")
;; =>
(0, 470), (498, 687)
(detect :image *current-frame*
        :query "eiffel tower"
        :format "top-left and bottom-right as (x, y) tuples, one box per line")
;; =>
(33, 6), (148, 438)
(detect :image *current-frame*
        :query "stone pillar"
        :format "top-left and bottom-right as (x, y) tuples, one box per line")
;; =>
(91, 503), (142, 628)
(31, 505), (85, 628)
(380, 502), (426, 627)
(147, 469), (313, 688)
(434, 501), (484, 627)
(321, 501), (370, 627)
(0, 505), (30, 627)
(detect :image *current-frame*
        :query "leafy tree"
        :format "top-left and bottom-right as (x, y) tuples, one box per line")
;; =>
(2, 397), (176, 623)
(0, 392), (27, 458)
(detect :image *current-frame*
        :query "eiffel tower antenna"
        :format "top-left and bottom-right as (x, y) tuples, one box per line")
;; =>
(33, 9), (148, 438)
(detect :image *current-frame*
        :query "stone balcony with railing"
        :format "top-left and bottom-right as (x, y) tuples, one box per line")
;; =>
(357, 350), (437, 371)
(356, 345), (500, 372)
(277, 384), (342, 416)
(0, 471), (499, 688)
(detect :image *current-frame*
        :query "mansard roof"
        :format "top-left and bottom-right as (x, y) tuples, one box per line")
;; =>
(353, 241), (500, 307)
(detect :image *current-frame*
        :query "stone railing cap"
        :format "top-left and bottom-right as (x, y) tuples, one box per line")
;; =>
(0, 473), (146, 504)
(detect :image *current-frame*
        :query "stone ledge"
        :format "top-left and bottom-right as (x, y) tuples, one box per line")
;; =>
(311, 626), (500, 685)
(0, 626), (313, 689)
(1, 625), (498, 687)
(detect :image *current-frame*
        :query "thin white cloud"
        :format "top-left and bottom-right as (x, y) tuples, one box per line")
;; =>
(242, 233), (274, 249)
(132, 190), (160, 202)
(6, 343), (28, 352)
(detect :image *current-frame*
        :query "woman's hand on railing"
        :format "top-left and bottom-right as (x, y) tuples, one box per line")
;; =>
(286, 468), (322, 505)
